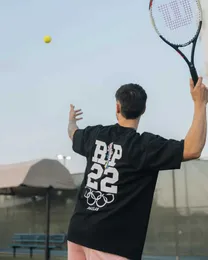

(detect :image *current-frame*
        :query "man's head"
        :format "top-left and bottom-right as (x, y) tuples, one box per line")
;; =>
(115, 83), (147, 121)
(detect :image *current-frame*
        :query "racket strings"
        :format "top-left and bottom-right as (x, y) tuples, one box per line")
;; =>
(150, 0), (202, 46)
(158, 1), (193, 30)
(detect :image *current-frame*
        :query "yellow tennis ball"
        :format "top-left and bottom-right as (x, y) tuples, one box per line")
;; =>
(44, 35), (52, 43)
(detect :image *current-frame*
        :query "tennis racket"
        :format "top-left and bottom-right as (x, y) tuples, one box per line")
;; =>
(149, 0), (203, 85)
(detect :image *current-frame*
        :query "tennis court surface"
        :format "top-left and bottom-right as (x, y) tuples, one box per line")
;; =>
(0, 250), (208, 260)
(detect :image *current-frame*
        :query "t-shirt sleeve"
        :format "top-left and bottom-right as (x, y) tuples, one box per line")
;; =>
(72, 125), (101, 157)
(143, 133), (184, 171)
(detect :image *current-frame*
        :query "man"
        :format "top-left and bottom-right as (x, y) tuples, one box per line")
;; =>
(67, 78), (207, 260)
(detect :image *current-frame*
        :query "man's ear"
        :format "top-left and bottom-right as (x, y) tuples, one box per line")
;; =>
(116, 101), (121, 114)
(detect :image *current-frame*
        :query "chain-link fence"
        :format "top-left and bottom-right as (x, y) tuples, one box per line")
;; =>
(0, 161), (208, 257)
(144, 161), (208, 256)
(0, 194), (75, 249)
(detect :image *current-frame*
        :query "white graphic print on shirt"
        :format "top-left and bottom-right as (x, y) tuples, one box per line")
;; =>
(85, 140), (122, 211)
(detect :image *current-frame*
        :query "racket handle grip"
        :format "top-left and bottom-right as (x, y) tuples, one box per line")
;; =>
(190, 66), (198, 86)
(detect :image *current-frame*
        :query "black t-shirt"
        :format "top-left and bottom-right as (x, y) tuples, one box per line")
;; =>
(67, 124), (184, 260)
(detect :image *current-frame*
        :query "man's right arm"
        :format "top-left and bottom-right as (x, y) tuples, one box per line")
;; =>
(183, 77), (208, 161)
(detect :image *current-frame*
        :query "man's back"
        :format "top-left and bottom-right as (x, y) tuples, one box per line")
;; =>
(68, 124), (184, 259)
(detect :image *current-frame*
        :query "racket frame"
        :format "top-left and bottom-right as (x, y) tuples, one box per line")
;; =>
(149, 0), (203, 85)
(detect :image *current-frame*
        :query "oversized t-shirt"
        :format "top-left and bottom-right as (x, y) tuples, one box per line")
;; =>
(67, 124), (184, 260)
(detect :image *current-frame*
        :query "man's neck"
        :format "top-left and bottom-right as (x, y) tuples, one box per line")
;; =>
(117, 117), (139, 130)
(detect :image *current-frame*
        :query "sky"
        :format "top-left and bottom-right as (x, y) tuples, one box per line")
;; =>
(0, 0), (208, 174)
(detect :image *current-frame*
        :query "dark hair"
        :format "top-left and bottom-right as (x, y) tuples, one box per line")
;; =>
(115, 83), (147, 119)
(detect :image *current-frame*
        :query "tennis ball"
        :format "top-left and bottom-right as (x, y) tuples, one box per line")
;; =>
(44, 35), (52, 43)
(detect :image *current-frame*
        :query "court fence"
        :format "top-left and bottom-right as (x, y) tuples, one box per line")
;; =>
(0, 169), (208, 256)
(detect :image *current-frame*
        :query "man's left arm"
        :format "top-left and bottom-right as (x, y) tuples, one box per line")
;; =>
(68, 119), (79, 140)
(68, 104), (83, 140)
(67, 104), (102, 157)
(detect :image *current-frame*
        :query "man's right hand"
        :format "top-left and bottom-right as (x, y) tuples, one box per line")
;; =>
(183, 77), (208, 161)
(190, 77), (208, 105)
